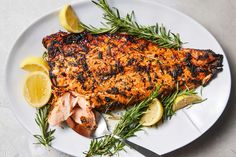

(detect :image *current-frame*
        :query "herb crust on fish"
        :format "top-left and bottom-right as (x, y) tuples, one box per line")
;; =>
(43, 31), (223, 135)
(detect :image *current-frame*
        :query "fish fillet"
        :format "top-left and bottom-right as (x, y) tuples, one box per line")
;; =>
(43, 31), (223, 135)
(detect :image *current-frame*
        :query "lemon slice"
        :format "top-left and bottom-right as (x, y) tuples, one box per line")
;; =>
(20, 56), (49, 73)
(140, 98), (164, 126)
(59, 4), (84, 33)
(23, 71), (52, 108)
(172, 94), (202, 111)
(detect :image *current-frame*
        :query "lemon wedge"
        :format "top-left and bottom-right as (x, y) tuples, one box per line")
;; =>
(23, 71), (52, 108)
(20, 56), (49, 73)
(140, 98), (164, 126)
(59, 4), (84, 33)
(172, 94), (202, 111)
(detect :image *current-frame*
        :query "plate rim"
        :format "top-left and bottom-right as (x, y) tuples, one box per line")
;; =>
(4, 0), (232, 156)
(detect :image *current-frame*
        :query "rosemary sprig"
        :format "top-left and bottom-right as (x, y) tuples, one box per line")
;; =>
(85, 85), (161, 156)
(81, 0), (183, 49)
(33, 104), (55, 147)
(162, 85), (197, 121)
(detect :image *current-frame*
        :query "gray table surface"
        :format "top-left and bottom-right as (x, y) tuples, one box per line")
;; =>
(0, 0), (235, 157)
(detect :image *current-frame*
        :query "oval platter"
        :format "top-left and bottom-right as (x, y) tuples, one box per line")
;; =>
(5, 0), (231, 156)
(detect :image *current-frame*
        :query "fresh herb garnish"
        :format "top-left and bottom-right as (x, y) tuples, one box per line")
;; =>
(33, 104), (55, 147)
(161, 85), (197, 121)
(81, 0), (183, 49)
(85, 85), (161, 156)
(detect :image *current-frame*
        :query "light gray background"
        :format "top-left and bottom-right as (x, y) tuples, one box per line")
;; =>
(0, 0), (235, 157)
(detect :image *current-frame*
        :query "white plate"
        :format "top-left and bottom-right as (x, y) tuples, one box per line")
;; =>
(5, 0), (231, 156)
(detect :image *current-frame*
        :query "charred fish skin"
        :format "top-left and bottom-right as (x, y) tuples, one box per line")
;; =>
(43, 31), (223, 112)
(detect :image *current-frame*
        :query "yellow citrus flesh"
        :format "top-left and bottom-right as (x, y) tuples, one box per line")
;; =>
(23, 71), (52, 108)
(140, 98), (164, 126)
(20, 56), (49, 74)
(172, 94), (202, 111)
(59, 4), (84, 33)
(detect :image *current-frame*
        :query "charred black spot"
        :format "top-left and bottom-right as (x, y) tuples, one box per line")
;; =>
(184, 53), (198, 77)
(146, 86), (154, 90)
(51, 39), (59, 45)
(87, 70), (93, 77)
(82, 62), (89, 71)
(172, 65), (183, 80)
(102, 61), (124, 79)
(114, 61), (124, 73)
(106, 87), (119, 94)
(188, 64), (198, 77)
(48, 46), (64, 59)
(140, 56), (144, 61)
(212, 67), (223, 78)
(154, 72), (158, 81)
(184, 53), (192, 64)
(61, 72), (66, 77)
(141, 77), (146, 83)
(77, 72), (86, 83)
(127, 58), (136, 66)
(49, 70), (68, 88)
(64, 50), (75, 57)
(48, 46), (59, 59)
(79, 53), (86, 59)
(105, 97), (111, 102)
(136, 65), (147, 72)
(49, 70), (56, 79)
(209, 54), (224, 67)
(139, 43), (149, 51)
(126, 35), (136, 43)
(111, 101), (122, 108)
(147, 71), (152, 82)
(107, 102), (122, 111)
(48, 61), (55, 68)
(77, 55), (89, 71)
(189, 79), (202, 85)
(119, 91), (127, 97)
(91, 79), (96, 91)
(63, 34), (76, 44)
(217, 55), (224, 67)
(135, 92), (141, 99)
(91, 34), (100, 37)
(48, 45), (54, 52)
(81, 45), (89, 53)
(63, 33), (85, 44)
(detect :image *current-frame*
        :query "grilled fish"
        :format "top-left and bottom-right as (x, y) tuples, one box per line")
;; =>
(44, 31), (223, 136)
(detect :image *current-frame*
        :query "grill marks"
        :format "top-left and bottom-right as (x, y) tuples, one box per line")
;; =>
(43, 31), (223, 112)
